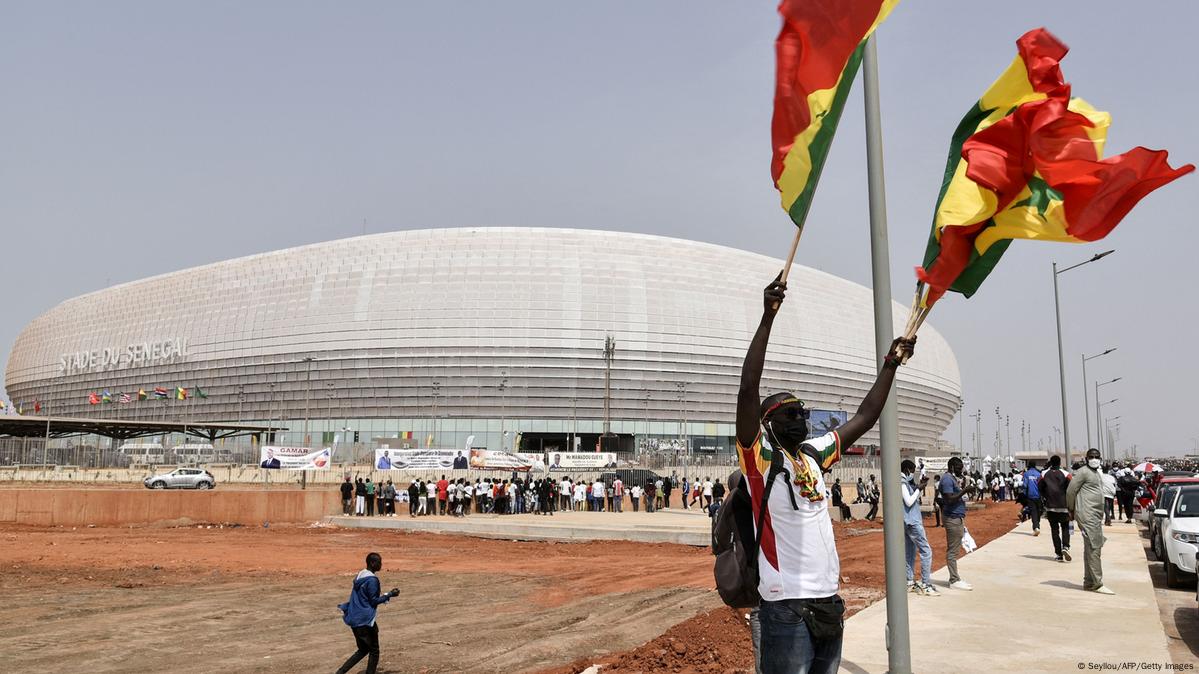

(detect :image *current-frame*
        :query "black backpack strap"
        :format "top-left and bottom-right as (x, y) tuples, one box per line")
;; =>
(752, 448), (788, 557)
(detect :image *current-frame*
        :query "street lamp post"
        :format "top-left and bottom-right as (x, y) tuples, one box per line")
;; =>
(1096, 393), (1119, 457)
(1082, 348), (1117, 450)
(498, 371), (508, 452)
(1053, 250), (1115, 468)
(1095, 375), (1121, 458)
(302, 357), (314, 490)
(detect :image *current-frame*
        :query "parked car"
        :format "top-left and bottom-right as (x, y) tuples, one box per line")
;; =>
(1150, 477), (1199, 557)
(143, 468), (216, 490)
(1157, 484), (1199, 588)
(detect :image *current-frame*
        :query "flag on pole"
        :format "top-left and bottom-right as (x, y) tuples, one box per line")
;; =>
(153, 387), (169, 399)
(119, 393), (132, 404)
(915, 28), (1193, 308)
(33, 400), (40, 413)
(101, 390), (112, 404)
(401, 431), (414, 440)
(137, 389), (148, 401)
(175, 387), (188, 400)
(195, 387), (208, 399)
(771, 0), (899, 230)
(0, 400), (6, 410)
(88, 392), (100, 405)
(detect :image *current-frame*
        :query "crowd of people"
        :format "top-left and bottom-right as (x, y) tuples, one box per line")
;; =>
(336, 473), (730, 518)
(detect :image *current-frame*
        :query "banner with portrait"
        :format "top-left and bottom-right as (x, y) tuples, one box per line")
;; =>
(467, 449), (545, 472)
(546, 451), (618, 470)
(374, 449), (471, 470)
(259, 446), (333, 470)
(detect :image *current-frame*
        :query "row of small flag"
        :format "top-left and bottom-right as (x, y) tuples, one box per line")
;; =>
(88, 387), (208, 405)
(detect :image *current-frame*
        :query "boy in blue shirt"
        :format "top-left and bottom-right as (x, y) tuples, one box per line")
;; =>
(336, 552), (399, 674)
(1023, 461), (1043, 535)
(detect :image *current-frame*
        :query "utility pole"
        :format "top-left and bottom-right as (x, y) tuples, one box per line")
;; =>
(602, 334), (616, 444)
(302, 356), (314, 490)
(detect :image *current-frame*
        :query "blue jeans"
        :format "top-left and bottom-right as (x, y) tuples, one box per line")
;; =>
(904, 521), (932, 584)
(759, 599), (842, 674)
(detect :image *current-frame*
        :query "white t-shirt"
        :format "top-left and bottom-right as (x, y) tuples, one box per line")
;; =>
(738, 430), (842, 601)
(630, 486), (643, 499)
(592, 481), (606, 498)
(573, 483), (587, 500)
(560, 480), (572, 496)
(703, 480), (713, 496)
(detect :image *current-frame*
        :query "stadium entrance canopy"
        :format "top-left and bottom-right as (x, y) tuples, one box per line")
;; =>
(0, 415), (283, 442)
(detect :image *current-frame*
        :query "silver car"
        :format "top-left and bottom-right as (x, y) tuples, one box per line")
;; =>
(143, 468), (216, 490)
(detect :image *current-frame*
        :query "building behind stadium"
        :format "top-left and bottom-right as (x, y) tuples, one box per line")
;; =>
(3, 228), (962, 462)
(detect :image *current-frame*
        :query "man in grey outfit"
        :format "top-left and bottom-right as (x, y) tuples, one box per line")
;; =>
(1066, 448), (1114, 595)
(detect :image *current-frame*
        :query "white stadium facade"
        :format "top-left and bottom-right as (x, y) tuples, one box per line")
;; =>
(4, 228), (961, 458)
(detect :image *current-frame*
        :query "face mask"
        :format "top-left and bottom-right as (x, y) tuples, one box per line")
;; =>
(1088, 458), (1101, 469)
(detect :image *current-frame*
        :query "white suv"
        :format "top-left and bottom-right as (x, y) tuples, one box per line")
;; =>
(143, 468), (216, 490)
(1158, 484), (1199, 587)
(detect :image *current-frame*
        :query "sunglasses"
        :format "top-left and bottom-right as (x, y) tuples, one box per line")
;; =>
(775, 406), (809, 421)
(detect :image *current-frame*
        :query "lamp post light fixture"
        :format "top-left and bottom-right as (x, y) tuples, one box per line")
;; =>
(1052, 250), (1115, 467)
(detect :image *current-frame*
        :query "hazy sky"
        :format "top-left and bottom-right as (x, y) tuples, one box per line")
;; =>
(2, 2), (1196, 457)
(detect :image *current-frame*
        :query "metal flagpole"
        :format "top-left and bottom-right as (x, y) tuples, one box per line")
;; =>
(862, 35), (911, 674)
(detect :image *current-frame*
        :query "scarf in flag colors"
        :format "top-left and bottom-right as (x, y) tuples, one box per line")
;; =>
(916, 28), (1193, 307)
(771, 0), (898, 229)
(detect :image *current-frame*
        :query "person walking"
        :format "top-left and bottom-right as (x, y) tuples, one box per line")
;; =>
(702, 477), (713, 510)
(1038, 455), (1072, 562)
(864, 475), (880, 521)
(1101, 465), (1117, 526)
(710, 478), (726, 516)
(901, 460), (939, 596)
(680, 477), (690, 510)
(335, 552), (399, 674)
(1115, 464), (1138, 524)
(1067, 448), (1114, 594)
(1022, 461), (1042, 536)
(939, 457), (973, 590)
(736, 274), (914, 673)
(340, 477), (354, 516)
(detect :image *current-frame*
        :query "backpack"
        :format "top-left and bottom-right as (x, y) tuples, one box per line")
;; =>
(711, 446), (801, 608)
(1117, 473), (1139, 492)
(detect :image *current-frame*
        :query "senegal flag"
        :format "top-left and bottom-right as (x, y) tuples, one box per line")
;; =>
(137, 389), (148, 401)
(916, 28), (1193, 307)
(771, 0), (899, 229)
(175, 387), (188, 400)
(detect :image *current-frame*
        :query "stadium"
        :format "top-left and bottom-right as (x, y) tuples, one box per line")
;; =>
(3, 227), (961, 460)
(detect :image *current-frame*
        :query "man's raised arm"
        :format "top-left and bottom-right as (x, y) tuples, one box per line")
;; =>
(736, 275), (786, 448)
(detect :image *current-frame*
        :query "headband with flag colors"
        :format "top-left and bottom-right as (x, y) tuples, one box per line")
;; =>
(771, 0), (898, 230)
(914, 28), (1194, 308)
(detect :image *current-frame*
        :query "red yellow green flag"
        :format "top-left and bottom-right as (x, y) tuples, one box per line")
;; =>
(916, 28), (1193, 307)
(771, 0), (899, 229)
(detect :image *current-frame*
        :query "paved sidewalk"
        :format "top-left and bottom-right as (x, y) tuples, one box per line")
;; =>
(839, 519), (1173, 673)
(328, 506), (713, 545)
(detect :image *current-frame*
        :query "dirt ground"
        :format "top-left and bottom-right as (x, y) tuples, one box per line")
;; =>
(0, 501), (1019, 673)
